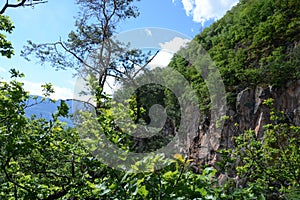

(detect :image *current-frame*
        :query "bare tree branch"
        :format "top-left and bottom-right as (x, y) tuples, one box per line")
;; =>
(132, 50), (160, 79)
(0, 0), (48, 14)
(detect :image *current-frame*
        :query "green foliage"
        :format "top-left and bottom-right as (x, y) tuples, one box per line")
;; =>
(0, 70), (260, 199)
(0, 15), (14, 58)
(0, 74), (227, 198)
(79, 154), (225, 200)
(1, 0), (299, 199)
(170, 0), (300, 106)
(226, 98), (300, 199)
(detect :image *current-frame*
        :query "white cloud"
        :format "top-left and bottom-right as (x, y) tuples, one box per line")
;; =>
(148, 51), (174, 68)
(145, 28), (152, 36)
(178, 0), (239, 25)
(22, 80), (73, 100)
(159, 37), (190, 53)
(182, 0), (194, 16)
(149, 37), (190, 68)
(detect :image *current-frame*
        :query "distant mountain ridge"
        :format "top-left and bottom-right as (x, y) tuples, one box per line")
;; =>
(24, 96), (74, 127)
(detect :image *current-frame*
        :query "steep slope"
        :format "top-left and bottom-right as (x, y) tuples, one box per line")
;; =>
(169, 0), (300, 169)
(194, 0), (300, 90)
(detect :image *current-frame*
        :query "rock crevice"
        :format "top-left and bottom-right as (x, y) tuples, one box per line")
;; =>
(189, 80), (300, 168)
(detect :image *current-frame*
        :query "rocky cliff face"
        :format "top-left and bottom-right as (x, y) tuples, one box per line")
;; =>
(188, 80), (300, 172)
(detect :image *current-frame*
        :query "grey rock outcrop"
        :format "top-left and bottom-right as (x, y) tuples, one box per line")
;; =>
(188, 80), (300, 170)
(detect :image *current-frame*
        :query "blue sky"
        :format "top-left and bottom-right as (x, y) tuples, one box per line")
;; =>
(0, 0), (238, 99)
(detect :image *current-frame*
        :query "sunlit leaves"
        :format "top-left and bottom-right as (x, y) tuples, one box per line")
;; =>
(0, 15), (14, 58)
(176, 0), (300, 93)
(228, 99), (300, 198)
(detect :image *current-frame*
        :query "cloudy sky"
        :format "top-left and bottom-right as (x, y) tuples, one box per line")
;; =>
(0, 0), (238, 99)
(179, 0), (238, 25)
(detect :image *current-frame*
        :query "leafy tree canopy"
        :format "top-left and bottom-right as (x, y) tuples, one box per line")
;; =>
(170, 0), (300, 106)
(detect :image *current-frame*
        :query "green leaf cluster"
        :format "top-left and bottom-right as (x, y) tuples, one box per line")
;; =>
(222, 99), (300, 199)
(0, 15), (14, 58)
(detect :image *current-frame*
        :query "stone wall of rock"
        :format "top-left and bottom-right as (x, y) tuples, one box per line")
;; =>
(188, 80), (300, 172)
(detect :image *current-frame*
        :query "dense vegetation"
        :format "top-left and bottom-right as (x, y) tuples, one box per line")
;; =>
(170, 0), (300, 105)
(0, 0), (299, 199)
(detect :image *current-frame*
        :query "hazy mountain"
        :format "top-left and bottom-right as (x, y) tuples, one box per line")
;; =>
(24, 96), (74, 127)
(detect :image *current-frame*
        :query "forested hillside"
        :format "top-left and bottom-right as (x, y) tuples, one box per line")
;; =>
(0, 0), (299, 199)
(171, 0), (300, 103)
(168, 0), (300, 198)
